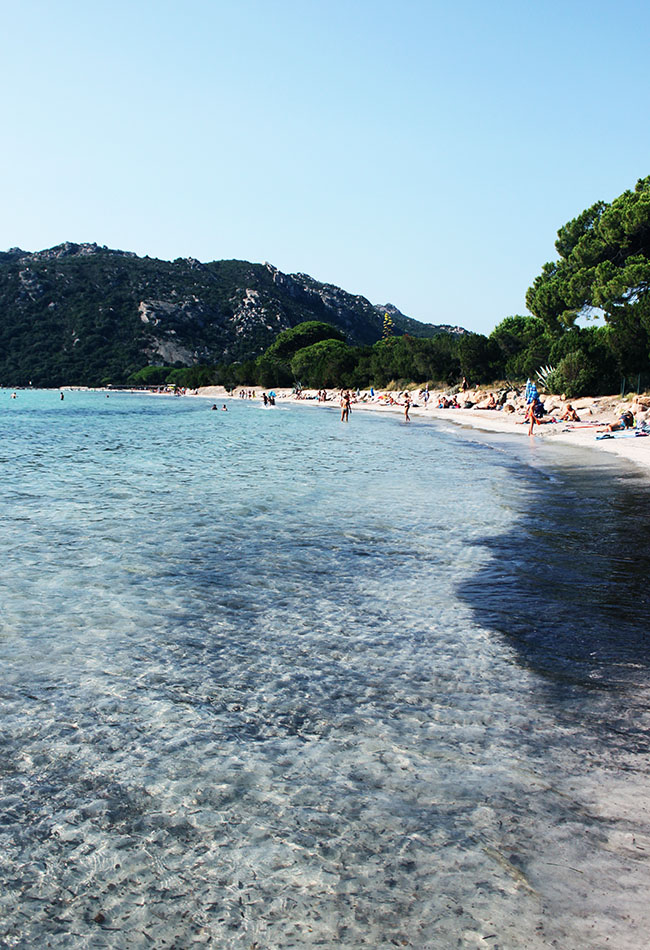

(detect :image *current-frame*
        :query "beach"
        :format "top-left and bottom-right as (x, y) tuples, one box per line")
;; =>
(195, 385), (650, 474)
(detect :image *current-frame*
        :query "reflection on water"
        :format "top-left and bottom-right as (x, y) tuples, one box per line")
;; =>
(1, 391), (649, 949)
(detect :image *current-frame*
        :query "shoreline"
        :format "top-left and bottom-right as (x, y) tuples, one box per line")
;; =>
(194, 385), (650, 475)
(6, 384), (648, 475)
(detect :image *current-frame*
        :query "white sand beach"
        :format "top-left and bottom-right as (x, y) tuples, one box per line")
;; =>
(195, 385), (650, 474)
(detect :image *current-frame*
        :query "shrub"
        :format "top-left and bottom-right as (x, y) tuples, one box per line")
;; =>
(544, 350), (596, 397)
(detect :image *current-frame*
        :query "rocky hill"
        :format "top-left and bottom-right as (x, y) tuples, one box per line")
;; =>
(0, 243), (464, 386)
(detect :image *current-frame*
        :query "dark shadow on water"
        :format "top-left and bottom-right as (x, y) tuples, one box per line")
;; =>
(459, 453), (650, 693)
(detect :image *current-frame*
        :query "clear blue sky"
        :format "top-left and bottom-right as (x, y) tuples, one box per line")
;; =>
(2, 0), (649, 334)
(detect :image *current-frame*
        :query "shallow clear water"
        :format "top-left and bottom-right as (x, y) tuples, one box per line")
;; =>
(1, 389), (649, 949)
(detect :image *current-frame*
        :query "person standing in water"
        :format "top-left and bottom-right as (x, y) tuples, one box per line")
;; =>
(404, 394), (411, 422)
(340, 390), (351, 423)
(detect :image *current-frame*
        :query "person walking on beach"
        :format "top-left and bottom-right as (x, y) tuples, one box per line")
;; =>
(340, 390), (351, 423)
(525, 399), (542, 435)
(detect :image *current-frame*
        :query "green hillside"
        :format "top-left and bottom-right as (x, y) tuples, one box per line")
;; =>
(0, 244), (460, 386)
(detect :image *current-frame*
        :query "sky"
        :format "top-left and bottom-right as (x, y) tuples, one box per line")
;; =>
(2, 0), (649, 335)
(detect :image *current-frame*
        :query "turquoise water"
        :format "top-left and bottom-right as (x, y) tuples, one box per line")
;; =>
(1, 389), (649, 949)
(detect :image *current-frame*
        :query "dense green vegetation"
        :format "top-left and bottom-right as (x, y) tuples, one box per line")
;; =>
(524, 175), (650, 393)
(133, 311), (644, 397)
(210, 316), (645, 400)
(0, 245), (449, 388)
(206, 177), (649, 396)
(2, 177), (649, 394)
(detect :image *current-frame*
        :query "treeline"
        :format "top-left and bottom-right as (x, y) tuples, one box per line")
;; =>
(128, 315), (643, 398)
(128, 176), (650, 397)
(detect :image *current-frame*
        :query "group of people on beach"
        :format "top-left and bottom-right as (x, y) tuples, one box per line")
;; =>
(523, 381), (581, 434)
(521, 383), (642, 436)
(199, 381), (649, 443)
(437, 394), (461, 409)
(338, 388), (416, 423)
(231, 389), (276, 406)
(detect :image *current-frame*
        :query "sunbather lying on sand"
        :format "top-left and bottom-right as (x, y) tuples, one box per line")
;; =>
(600, 410), (635, 432)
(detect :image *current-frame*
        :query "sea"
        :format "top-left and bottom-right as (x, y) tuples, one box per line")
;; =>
(1, 388), (649, 950)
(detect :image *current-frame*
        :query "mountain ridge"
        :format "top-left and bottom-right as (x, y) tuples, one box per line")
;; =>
(0, 242), (465, 386)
